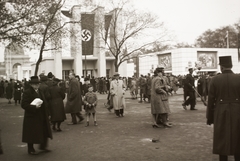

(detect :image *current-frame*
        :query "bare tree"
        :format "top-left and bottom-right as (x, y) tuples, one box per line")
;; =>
(98, 0), (167, 72)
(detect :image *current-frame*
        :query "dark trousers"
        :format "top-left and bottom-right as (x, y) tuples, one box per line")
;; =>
(183, 91), (196, 109)
(71, 112), (83, 124)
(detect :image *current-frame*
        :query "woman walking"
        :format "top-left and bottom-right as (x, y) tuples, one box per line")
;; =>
(151, 67), (172, 128)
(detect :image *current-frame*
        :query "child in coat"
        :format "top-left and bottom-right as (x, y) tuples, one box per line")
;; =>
(83, 85), (98, 127)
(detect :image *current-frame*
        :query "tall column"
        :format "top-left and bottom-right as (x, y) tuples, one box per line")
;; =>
(53, 11), (63, 79)
(71, 5), (83, 76)
(93, 7), (106, 77)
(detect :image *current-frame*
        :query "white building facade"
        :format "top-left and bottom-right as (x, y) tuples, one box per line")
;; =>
(137, 48), (240, 76)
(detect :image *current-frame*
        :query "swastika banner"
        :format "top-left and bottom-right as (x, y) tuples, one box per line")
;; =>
(81, 14), (95, 55)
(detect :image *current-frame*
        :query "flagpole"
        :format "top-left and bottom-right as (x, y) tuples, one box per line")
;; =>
(226, 31), (229, 48)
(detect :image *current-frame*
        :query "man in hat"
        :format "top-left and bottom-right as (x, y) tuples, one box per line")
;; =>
(110, 72), (126, 117)
(182, 67), (197, 110)
(21, 76), (52, 155)
(207, 56), (240, 161)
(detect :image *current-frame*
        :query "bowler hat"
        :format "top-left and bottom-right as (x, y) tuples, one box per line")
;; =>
(113, 72), (120, 76)
(29, 76), (41, 84)
(219, 56), (232, 68)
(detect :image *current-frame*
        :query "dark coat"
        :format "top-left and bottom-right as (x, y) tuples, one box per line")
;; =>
(21, 87), (52, 144)
(6, 84), (13, 99)
(207, 70), (240, 155)
(183, 73), (195, 93)
(49, 82), (66, 122)
(14, 83), (22, 100)
(65, 77), (82, 113)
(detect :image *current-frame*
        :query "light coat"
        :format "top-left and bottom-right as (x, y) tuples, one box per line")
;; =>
(110, 79), (126, 110)
(150, 76), (171, 114)
(207, 70), (240, 155)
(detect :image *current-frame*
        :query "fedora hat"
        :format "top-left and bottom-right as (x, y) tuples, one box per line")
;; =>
(29, 76), (41, 84)
(113, 72), (120, 76)
(219, 56), (232, 68)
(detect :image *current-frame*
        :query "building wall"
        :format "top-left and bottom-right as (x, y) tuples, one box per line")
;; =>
(159, 48), (240, 75)
(136, 48), (240, 76)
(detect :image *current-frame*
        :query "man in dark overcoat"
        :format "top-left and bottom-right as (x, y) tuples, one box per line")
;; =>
(207, 56), (240, 161)
(21, 76), (52, 155)
(65, 72), (84, 124)
(182, 68), (197, 110)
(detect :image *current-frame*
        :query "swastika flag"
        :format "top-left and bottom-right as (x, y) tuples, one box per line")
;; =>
(81, 14), (95, 55)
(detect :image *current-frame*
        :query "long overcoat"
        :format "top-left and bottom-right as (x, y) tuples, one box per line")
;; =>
(13, 83), (22, 100)
(150, 76), (171, 114)
(110, 79), (126, 110)
(21, 87), (52, 144)
(207, 70), (240, 155)
(65, 77), (82, 113)
(49, 82), (66, 122)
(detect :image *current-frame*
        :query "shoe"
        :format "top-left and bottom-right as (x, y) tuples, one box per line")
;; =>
(39, 148), (51, 153)
(163, 123), (172, 128)
(139, 101), (143, 103)
(182, 103), (187, 110)
(67, 122), (77, 125)
(190, 108), (198, 110)
(94, 121), (98, 126)
(28, 151), (38, 155)
(107, 107), (111, 112)
(152, 124), (161, 128)
(56, 128), (62, 132)
(85, 122), (89, 127)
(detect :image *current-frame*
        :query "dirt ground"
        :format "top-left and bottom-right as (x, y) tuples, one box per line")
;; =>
(0, 88), (236, 161)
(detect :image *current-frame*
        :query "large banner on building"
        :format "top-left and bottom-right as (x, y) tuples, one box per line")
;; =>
(158, 53), (172, 71)
(104, 14), (112, 43)
(197, 51), (217, 69)
(81, 14), (95, 55)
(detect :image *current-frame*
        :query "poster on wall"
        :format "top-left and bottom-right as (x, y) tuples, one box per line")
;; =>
(197, 51), (217, 69)
(158, 53), (172, 70)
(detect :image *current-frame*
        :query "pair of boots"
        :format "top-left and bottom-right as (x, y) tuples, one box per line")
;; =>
(115, 109), (124, 117)
(85, 121), (97, 127)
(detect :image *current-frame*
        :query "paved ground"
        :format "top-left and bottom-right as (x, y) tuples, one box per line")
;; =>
(0, 88), (235, 161)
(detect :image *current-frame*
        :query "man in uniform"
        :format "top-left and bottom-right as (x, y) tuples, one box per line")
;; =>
(207, 56), (240, 161)
(182, 68), (197, 110)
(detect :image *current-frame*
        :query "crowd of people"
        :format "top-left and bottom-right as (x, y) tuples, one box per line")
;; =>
(1, 55), (240, 160)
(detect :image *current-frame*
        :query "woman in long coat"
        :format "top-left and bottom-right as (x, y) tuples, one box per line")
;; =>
(49, 78), (66, 131)
(110, 72), (126, 117)
(151, 67), (172, 128)
(6, 83), (13, 104)
(21, 76), (52, 155)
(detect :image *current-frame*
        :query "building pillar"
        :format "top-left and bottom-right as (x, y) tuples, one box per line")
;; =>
(93, 7), (106, 77)
(71, 5), (83, 76)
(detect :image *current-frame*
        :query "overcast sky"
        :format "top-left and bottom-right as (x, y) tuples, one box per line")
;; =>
(133, 0), (240, 44)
